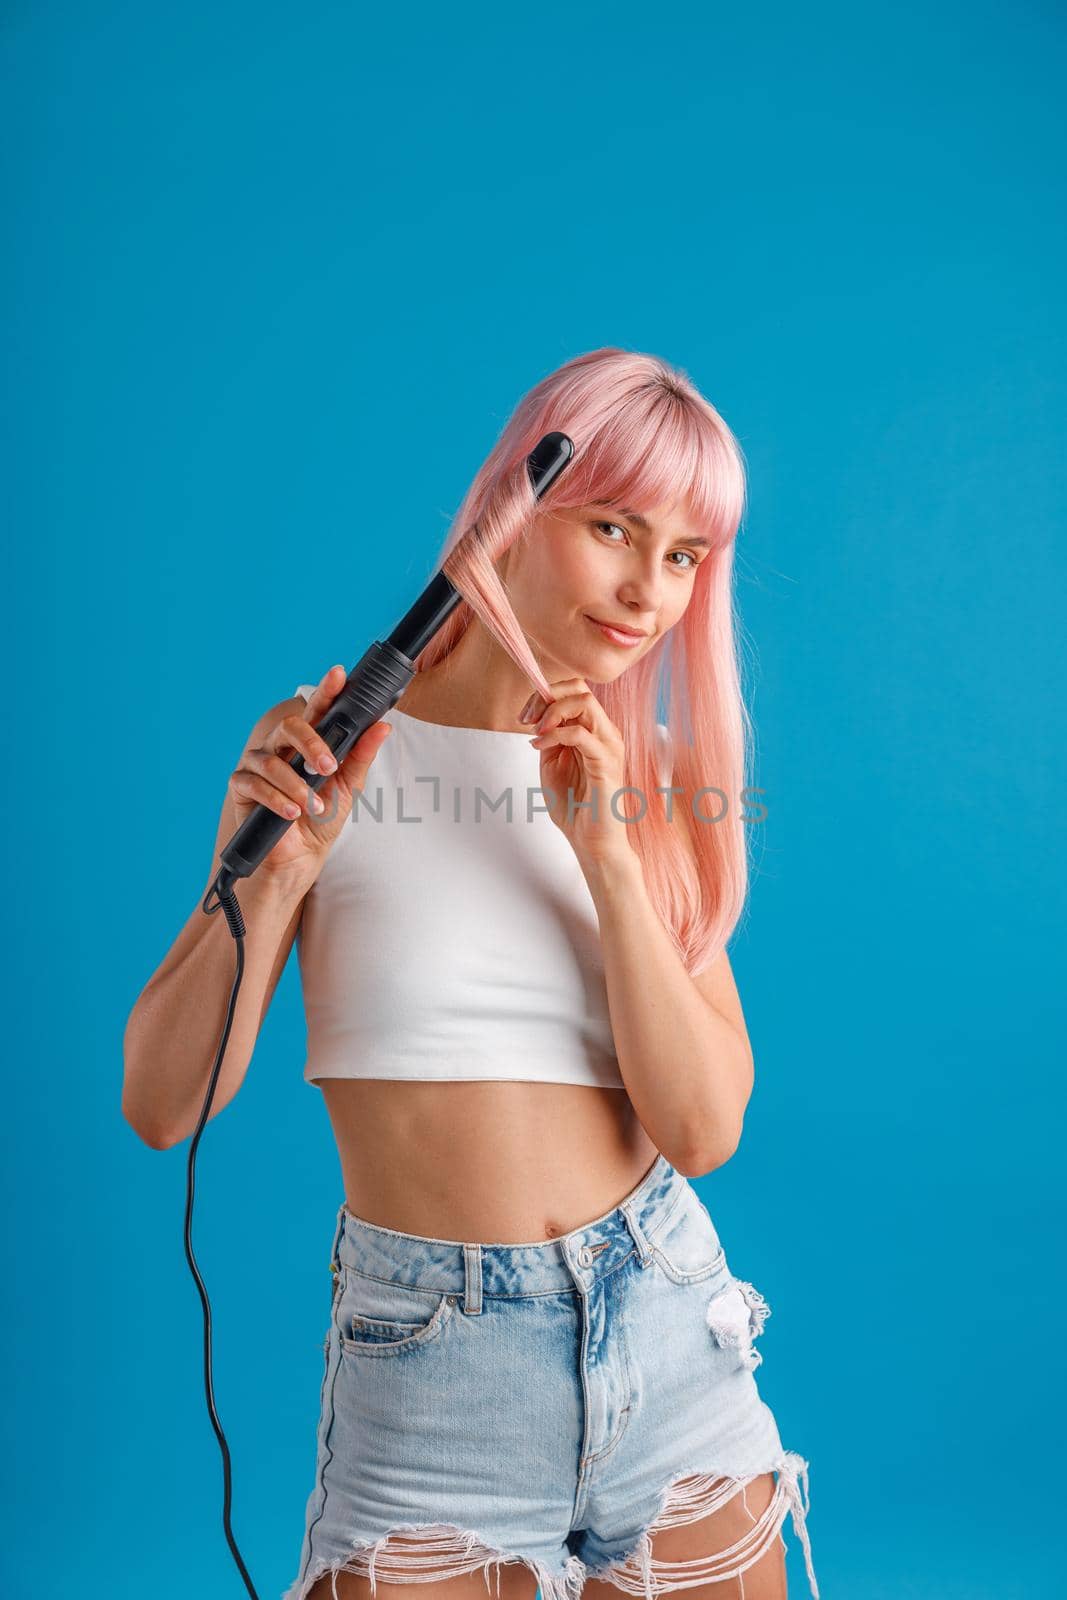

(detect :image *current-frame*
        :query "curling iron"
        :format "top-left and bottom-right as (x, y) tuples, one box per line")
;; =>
(204, 431), (573, 909)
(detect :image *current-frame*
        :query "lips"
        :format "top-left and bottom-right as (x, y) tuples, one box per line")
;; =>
(585, 615), (649, 639)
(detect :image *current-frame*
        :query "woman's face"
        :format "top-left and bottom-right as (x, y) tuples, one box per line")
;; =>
(499, 502), (710, 680)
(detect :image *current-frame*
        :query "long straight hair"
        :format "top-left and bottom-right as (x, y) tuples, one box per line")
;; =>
(419, 347), (753, 977)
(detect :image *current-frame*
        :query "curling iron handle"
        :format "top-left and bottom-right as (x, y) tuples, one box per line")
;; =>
(217, 641), (415, 882)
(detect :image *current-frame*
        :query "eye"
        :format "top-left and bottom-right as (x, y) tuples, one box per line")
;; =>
(593, 521), (699, 573)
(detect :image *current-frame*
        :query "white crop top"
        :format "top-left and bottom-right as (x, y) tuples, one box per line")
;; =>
(291, 685), (672, 1091)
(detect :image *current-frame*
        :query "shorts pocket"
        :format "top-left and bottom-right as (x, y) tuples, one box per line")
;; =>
(649, 1187), (729, 1285)
(336, 1267), (456, 1358)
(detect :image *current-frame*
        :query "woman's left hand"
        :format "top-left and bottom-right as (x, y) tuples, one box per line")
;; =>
(523, 678), (638, 871)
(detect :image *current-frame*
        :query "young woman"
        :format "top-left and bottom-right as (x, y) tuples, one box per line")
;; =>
(122, 348), (819, 1600)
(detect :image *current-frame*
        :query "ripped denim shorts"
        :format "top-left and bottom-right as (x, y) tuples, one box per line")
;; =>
(284, 1152), (819, 1600)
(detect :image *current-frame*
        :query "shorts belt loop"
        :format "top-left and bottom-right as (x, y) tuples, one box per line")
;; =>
(463, 1243), (483, 1315)
(329, 1202), (347, 1273)
(620, 1198), (654, 1268)
(326, 1202), (348, 1308)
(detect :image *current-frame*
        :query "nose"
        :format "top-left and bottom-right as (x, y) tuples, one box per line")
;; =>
(617, 567), (662, 618)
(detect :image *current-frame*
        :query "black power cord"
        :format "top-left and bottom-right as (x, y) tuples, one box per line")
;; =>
(193, 879), (261, 1598)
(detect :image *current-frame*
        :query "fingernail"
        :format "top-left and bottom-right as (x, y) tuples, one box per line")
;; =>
(310, 792), (325, 814)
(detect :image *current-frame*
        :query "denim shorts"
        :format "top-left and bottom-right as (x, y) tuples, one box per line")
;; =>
(284, 1153), (819, 1600)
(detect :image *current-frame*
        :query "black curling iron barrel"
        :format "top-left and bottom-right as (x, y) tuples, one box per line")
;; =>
(204, 430), (574, 906)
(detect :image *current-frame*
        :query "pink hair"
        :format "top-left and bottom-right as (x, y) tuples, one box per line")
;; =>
(419, 347), (754, 977)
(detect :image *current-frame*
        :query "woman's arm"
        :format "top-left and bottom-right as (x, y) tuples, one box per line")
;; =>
(583, 849), (753, 1178)
(122, 869), (308, 1148)
(122, 712), (316, 1149)
(523, 678), (754, 1175)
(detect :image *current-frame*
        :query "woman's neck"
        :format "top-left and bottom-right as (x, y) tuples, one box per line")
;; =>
(397, 626), (551, 733)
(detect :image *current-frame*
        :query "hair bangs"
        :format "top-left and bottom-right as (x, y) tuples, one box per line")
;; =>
(552, 382), (745, 552)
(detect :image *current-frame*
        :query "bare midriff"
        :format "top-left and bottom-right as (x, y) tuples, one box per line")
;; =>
(317, 1078), (660, 1244)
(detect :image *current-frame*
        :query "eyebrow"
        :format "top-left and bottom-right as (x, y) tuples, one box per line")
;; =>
(613, 507), (712, 551)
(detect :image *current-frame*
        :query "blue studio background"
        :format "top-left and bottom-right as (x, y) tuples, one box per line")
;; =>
(3, 2), (1064, 1595)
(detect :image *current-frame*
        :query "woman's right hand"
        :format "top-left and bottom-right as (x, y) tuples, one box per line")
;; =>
(228, 665), (393, 885)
